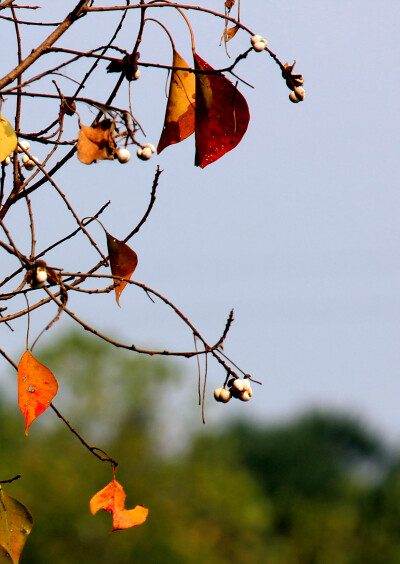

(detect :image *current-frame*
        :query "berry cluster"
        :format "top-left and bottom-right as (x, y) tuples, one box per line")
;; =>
(3, 140), (39, 170)
(116, 142), (156, 164)
(214, 377), (253, 404)
(282, 62), (305, 103)
(250, 34), (268, 52)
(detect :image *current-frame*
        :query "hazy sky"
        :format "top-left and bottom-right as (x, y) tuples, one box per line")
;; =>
(1, 2), (400, 439)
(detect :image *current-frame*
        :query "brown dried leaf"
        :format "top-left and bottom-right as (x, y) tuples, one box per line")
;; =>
(107, 233), (138, 306)
(77, 120), (117, 165)
(221, 24), (240, 44)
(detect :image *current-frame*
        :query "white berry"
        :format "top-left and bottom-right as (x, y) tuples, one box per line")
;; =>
(242, 379), (251, 392)
(239, 391), (251, 402)
(253, 41), (266, 52)
(137, 146), (152, 161)
(4, 155), (11, 165)
(232, 379), (244, 392)
(17, 140), (31, 153)
(143, 143), (156, 154)
(116, 148), (131, 163)
(25, 157), (38, 170)
(289, 91), (300, 103)
(134, 69), (141, 80)
(36, 268), (48, 284)
(22, 154), (30, 164)
(214, 387), (231, 403)
(251, 34), (263, 45)
(294, 86), (305, 101)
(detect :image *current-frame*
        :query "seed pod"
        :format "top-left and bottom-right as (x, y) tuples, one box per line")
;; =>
(289, 91), (300, 103)
(4, 155), (11, 165)
(17, 140), (30, 153)
(137, 146), (152, 160)
(116, 148), (131, 163)
(232, 378), (244, 392)
(294, 86), (305, 101)
(134, 69), (141, 80)
(35, 267), (48, 286)
(251, 34), (263, 45)
(25, 157), (38, 170)
(219, 388), (231, 403)
(143, 143), (156, 153)
(242, 379), (251, 391)
(214, 387), (231, 403)
(253, 41), (266, 52)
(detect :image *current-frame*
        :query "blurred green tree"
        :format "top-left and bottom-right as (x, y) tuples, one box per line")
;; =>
(2, 332), (400, 564)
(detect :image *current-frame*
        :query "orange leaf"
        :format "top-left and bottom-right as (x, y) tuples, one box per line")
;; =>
(17, 351), (58, 436)
(77, 120), (117, 165)
(107, 233), (138, 306)
(157, 49), (196, 154)
(90, 479), (148, 532)
(193, 52), (250, 168)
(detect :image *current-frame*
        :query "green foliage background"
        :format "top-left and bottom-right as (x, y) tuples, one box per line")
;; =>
(1, 333), (400, 563)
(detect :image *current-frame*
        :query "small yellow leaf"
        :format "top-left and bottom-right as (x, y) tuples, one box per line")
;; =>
(157, 50), (196, 154)
(0, 116), (17, 163)
(0, 488), (33, 564)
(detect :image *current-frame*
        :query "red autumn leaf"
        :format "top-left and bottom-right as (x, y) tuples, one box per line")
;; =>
(17, 350), (58, 436)
(157, 49), (196, 154)
(193, 52), (250, 168)
(90, 479), (148, 532)
(107, 233), (138, 306)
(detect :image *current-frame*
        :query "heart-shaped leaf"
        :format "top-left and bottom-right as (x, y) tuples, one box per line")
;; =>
(193, 53), (250, 168)
(157, 49), (196, 154)
(0, 116), (17, 163)
(107, 233), (138, 306)
(0, 488), (33, 564)
(17, 351), (58, 435)
(90, 479), (148, 532)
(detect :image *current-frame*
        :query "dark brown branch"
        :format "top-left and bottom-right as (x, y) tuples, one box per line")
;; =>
(50, 403), (118, 467)
(0, 0), (90, 90)
(0, 474), (21, 484)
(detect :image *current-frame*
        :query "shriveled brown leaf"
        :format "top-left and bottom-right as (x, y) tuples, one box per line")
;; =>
(107, 233), (138, 306)
(77, 120), (117, 165)
(220, 24), (240, 44)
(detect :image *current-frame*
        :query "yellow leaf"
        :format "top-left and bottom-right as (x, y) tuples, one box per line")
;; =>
(0, 488), (33, 564)
(157, 50), (196, 154)
(0, 116), (17, 163)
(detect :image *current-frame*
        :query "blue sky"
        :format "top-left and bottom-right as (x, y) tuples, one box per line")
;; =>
(1, 2), (400, 439)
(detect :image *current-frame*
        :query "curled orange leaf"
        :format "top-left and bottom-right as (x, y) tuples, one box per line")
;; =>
(17, 351), (58, 436)
(157, 49), (196, 154)
(77, 120), (117, 165)
(90, 479), (148, 532)
(107, 233), (138, 306)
